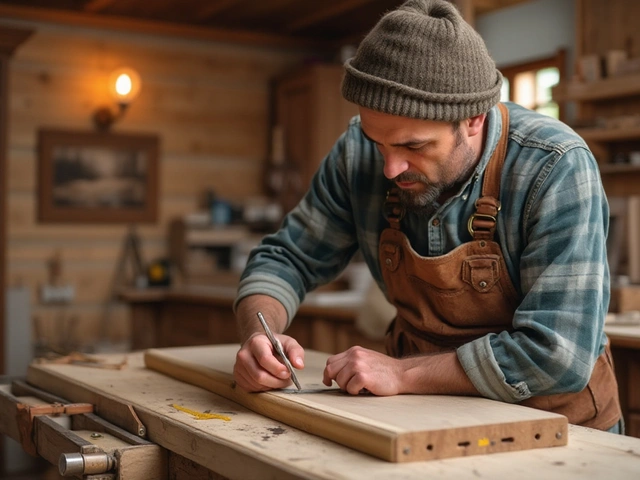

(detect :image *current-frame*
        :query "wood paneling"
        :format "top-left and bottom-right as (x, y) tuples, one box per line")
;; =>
(5, 20), (307, 351)
(577, 0), (640, 58)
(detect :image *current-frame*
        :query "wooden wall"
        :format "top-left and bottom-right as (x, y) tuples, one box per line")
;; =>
(4, 20), (311, 351)
(577, 0), (640, 58)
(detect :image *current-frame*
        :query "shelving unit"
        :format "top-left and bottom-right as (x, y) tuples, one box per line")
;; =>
(168, 219), (261, 285)
(553, 72), (640, 102)
(553, 72), (640, 196)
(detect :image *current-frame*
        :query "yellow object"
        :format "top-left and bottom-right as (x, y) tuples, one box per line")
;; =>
(478, 437), (490, 447)
(149, 264), (165, 281)
(171, 403), (231, 421)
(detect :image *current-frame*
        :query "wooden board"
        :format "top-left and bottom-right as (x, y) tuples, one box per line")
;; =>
(144, 345), (567, 463)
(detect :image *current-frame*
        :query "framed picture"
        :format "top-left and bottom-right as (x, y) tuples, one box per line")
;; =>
(38, 129), (159, 223)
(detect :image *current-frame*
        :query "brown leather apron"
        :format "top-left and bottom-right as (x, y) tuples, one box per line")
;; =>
(379, 103), (621, 430)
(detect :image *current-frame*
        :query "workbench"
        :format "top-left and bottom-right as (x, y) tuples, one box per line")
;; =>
(119, 285), (384, 354)
(2, 347), (640, 480)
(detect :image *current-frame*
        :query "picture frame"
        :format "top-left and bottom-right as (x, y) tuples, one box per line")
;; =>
(38, 129), (159, 223)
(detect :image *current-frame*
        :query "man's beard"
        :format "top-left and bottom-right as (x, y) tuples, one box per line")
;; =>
(395, 139), (476, 217)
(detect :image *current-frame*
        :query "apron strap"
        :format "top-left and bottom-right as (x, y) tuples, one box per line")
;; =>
(383, 189), (404, 230)
(468, 103), (510, 241)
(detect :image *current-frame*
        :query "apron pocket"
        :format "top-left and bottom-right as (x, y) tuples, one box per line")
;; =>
(462, 256), (500, 292)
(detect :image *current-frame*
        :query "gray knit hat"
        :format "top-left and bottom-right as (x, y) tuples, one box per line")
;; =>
(341, 0), (502, 122)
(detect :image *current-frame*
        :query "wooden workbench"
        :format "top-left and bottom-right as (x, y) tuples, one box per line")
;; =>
(12, 348), (640, 479)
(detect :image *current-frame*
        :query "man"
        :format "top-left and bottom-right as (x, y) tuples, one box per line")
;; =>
(233, 0), (622, 432)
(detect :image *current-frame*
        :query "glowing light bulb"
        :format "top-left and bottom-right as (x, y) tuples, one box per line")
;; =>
(115, 73), (133, 96)
(108, 67), (141, 105)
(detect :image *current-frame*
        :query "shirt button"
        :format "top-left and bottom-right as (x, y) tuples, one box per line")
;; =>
(462, 194), (468, 201)
(432, 218), (440, 227)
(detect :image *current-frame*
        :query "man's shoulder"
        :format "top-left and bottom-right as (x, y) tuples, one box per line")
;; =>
(504, 102), (588, 155)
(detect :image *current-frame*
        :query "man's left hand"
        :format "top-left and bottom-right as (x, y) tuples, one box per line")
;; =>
(323, 346), (403, 395)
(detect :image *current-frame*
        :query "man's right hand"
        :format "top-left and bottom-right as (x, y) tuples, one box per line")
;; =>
(233, 294), (305, 392)
(233, 332), (305, 392)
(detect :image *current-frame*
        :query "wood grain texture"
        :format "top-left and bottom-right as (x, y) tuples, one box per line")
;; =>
(144, 345), (567, 463)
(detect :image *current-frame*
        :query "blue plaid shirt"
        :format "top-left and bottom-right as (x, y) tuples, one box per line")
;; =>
(237, 102), (610, 403)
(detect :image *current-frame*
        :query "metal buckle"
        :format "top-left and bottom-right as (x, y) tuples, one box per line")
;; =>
(383, 190), (405, 222)
(467, 213), (497, 236)
(383, 202), (405, 222)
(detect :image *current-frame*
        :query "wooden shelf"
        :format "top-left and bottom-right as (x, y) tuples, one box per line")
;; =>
(553, 72), (640, 102)
(184, 225), (252, 247)
(577, 126), (640, 142)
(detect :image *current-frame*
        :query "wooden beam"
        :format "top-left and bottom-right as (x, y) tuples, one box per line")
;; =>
(83, 0), (119, 14)
(286, 0), (372, 33)
(193, 0), (243, 22)
(0, 4), (329, 50)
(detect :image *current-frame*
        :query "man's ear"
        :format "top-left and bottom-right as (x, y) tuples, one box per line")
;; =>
(465, 113), (487, 137)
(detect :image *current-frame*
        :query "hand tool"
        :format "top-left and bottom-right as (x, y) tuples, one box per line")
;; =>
(256, 311), (301, 390)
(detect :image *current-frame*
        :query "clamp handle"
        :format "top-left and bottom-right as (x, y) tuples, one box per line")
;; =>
(59, 452), (117, 476)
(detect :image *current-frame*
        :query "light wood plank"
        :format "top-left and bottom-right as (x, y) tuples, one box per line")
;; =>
(144, 345), (567, 463)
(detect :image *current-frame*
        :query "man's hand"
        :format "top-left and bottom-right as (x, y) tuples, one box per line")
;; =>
(234, 332), (305, 392)
(234, 294), (304, 392)
(323, 346), (481, 397)
(323, 346), (404, 395)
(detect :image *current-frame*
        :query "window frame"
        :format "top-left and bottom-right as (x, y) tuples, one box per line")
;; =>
(499, 49), (566, 122)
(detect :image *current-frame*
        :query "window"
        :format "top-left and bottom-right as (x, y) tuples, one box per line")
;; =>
(499, 49), (566, 121)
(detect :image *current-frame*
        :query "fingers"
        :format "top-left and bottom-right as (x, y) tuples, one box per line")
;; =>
(323, 347), (394, 395)
(234, 334), (303, 392)
(280, 336), (305, 370)
(323, 347), (366, 393)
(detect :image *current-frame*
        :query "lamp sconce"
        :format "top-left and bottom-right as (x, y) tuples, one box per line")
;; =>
(93, 67), (141, 131)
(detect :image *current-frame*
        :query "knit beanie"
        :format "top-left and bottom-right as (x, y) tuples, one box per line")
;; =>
(341, 0), (502, 122)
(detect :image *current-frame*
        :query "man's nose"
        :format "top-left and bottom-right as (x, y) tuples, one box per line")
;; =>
(382, 151), (410, 179)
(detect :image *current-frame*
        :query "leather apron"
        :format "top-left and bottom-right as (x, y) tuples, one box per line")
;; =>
(379, 103), (621, 430)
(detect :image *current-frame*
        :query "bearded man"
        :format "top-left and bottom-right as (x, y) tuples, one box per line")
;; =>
(232, 0), (622, 433)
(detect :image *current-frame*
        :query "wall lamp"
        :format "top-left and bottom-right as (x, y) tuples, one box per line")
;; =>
(93, 67), (141, 131)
